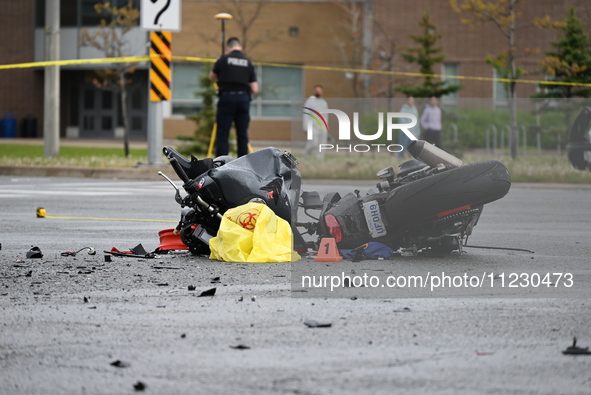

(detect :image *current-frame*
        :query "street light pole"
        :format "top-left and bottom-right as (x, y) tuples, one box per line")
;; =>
(44, 0), (60, 158)
(214, 13), (233, 57)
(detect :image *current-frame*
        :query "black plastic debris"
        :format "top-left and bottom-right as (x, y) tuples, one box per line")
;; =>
(304, 319), (332, 328)
(26, 246), (43, 259)
(188, 285), (196, 291)
(131, 244), (148, 255)
(104, 244), (156, 259)
(83, 296), (89, 303)
(563, 337), (591, 355)
(230, 344), (250, 350)
(211, 276), (221, 283)
(393, 307), (411, 313)
(133, 381), (146, 392)
(198, 287), (216, 297)
(110, 360), (131, 368)
(61, 247), (96, 257)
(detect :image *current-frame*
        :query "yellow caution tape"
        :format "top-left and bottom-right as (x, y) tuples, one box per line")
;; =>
(2, 54), (591, 88)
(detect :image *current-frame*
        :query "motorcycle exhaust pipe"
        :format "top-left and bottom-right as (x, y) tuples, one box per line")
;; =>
(407, 140), (463, 169)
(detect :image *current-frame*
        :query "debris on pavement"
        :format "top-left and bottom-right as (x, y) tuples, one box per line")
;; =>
(304, 319), (332, 328)
(230, 344), (251, 350)
(393, 307), (411, 313)
(110, 359), (131, 368)
(104, 244), (156, 259)
(562, 337), (591, 355)
(26, 246), (43, 259)
(133, 381), (146, 391)
(60, 247), (96, 257)
(187, 285), (196, 291)
(198, 287), (216, 297)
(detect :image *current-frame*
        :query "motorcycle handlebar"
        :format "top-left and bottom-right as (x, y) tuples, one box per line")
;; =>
(169, 157), (191, 184)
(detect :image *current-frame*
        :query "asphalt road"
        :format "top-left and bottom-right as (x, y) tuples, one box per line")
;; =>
(1, 175), (591, 394)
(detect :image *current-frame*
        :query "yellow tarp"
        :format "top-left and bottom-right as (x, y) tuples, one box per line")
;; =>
(209, 202), (300, 262)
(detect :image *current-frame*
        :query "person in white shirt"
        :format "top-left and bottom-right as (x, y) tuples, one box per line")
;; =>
(303, 85), (329, 158)
(399, 96), (421, 157)
(420, 96), (442, 148)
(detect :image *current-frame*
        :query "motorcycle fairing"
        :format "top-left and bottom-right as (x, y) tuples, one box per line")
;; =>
(206, 147), (300, 224)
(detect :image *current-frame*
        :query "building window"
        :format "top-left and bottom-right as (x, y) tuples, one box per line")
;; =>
(36, 0), (140, 27)
(251, 65), (303, 118)
(171, 63), (205, 116)
(441, 63), (459, 106)
(493, 68), (508, 107)
(171, 64), (304, 119)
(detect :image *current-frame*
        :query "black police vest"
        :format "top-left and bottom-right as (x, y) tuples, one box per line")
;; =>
(213, 50), (256, 93)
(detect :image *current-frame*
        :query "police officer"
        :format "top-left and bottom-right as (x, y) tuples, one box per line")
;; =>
(209, 37), (258, 157)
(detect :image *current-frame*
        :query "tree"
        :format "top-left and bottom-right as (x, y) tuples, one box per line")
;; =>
(178, 70), (219, 157)
(332, 0), (365, 97)
(395, 13), (462, 98)
(79, 1), (139, 157)
(450, 0), (522, 159)
(197, 0), (282, 55)
(536, 7), (591, 99)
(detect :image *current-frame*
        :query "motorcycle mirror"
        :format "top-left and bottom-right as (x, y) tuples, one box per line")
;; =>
(158, 171), (183, 205)
(377, 167), (395, 179)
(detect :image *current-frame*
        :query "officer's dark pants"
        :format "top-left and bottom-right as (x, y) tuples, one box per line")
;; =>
(216, 93), (250, 157)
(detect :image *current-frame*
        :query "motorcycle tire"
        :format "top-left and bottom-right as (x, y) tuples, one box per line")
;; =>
(566, 106), (591, 171)
(385, 160), (511, 227)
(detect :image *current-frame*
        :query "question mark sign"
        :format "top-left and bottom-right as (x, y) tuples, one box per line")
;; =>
(152, 0), (171, 25)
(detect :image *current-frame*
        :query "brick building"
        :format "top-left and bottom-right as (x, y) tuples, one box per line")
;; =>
(1, 0), (590, 143)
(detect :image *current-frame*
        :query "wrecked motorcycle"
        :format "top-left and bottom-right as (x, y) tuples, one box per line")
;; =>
(160, 140), (511, 256)
(160, 146), (301, 255)
(299, 140), (511, 253)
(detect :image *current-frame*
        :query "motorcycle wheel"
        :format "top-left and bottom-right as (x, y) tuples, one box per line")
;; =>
(385, 160), (511, 226)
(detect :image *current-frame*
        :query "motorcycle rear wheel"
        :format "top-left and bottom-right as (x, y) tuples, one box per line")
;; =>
(385, 160), (511, 227)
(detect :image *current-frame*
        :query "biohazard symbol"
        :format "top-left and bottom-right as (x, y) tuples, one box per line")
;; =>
(236, 209), (260, 231)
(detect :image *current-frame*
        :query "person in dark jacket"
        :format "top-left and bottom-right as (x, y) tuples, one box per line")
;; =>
(210, 37), (258, 157)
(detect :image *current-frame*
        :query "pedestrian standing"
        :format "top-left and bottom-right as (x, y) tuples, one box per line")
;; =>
(303, 85), (329, 158)
(420, 96), (442, 148)
(209, 37), (258, 157)
(398, 96), (421, 157)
